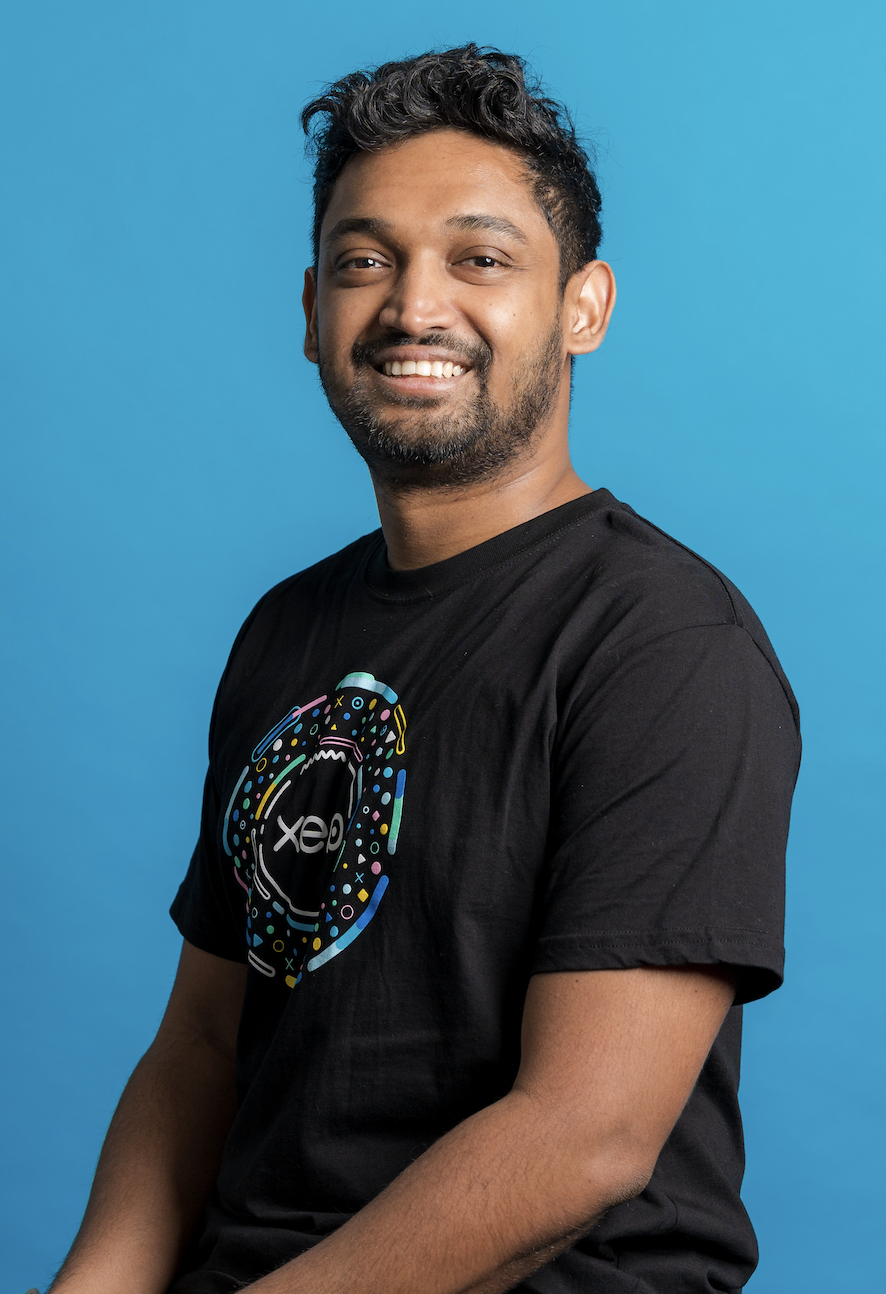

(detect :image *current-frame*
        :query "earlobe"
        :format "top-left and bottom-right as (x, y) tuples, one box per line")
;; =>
(566, 261), (616, 357)
(303, 268), (319, 364)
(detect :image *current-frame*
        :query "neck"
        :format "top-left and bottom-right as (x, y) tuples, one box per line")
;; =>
(371, 432), (592, 571)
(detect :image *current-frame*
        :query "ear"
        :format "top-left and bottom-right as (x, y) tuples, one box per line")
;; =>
(563, 261), (616, 356)
(303, 267), (319, 364)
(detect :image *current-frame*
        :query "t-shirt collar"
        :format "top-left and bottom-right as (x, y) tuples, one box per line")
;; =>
(364, 488), (617, 602)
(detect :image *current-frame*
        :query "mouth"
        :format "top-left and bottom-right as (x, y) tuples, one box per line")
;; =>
(362, 343), (478, 389)
(379, 358), (468, 380)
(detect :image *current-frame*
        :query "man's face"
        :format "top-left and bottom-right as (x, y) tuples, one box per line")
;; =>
(305, 130), (570, 487)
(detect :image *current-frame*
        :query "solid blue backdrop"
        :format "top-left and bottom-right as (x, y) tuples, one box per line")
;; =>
(1, 2), (883, 1290)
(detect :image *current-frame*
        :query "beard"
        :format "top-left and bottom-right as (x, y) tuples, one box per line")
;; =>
(317, 322), (564, 489)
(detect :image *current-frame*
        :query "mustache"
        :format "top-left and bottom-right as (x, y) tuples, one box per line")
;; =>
(351, 332), (493, 377)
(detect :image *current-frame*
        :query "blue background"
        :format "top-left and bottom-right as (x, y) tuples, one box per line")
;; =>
(2, 2), (883, 1290)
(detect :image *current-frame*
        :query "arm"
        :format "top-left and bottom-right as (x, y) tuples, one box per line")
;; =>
(249, 963), (736, 1294)
(49, 941), (247, 1294)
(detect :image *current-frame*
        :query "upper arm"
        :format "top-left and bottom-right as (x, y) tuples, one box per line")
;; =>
(536, 625), (795, 1006)
(156, 939), (248, 1059)
(514, 965), (736, 1176)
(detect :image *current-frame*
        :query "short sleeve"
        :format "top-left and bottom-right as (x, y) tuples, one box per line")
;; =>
(170, 764), (248, 962)
(532, 624), (800, 1004)
(169, 594), (274, 963)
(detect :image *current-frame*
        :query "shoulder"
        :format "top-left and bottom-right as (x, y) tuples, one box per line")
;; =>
(237, 530), (381, 640)
(546, 494), (798, 726)
(210, 529), (382, 700)
(255, 528), (382, 617)
(572, 497), (743, 633)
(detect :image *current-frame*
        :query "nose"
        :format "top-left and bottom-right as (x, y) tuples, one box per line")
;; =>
(377, 254), (460, 336)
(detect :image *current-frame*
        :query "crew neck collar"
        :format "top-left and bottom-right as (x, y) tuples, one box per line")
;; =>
(364, 488), (618, 602)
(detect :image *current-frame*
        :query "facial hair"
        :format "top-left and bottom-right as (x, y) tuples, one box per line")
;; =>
(317, 322), (564, 489)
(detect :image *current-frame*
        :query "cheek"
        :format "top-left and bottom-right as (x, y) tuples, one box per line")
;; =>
(317, 288), (366, 353)
(482, 303), (550, 374)
(485, 288), (552, 343)
(317, 301), (347, 352)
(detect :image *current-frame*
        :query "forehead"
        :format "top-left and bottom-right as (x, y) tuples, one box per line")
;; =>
(320, 129), (556, 251)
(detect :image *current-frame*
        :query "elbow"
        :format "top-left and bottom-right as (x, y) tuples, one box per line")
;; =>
(508, 1089), (664, 1226)
(596, 1151), (656, 1210)
(587, 1143), (656, 1212)
(560, 1131), (660, 1223)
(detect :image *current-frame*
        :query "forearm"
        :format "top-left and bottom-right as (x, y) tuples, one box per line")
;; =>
(248, 1087), (648, 1294)
(49, 1029), (237, 1294)
(247, 965), (734, 1294)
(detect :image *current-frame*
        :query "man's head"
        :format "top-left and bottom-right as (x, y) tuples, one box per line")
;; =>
(301, 46), (614, 490)
(302, 44), (603, 290)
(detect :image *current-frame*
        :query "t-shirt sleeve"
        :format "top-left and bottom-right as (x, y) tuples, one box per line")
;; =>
(169, 764), (248, 962)
(532, 623), (799, 1004)
(169, 595), (274, 962)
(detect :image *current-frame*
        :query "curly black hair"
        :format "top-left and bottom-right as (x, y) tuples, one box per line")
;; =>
(301, 44), (602, 288)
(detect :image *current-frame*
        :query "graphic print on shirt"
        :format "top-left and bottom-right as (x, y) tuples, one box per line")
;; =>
(221, 671), (407, 987)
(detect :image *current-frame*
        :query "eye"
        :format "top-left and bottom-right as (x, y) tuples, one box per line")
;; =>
(460, 255), (504, 269)
(340, 256), (386, 270)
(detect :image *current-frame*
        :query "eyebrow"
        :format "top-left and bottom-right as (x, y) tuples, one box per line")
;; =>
(324, 212), (529, 249)
(324, 216), (394, 248)
(445, 213), (529, 245)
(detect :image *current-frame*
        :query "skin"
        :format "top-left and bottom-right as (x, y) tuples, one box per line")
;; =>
(49, 131), (738, 1294)
(302, 129), (616, 569)
(50, 943), (247, 1293)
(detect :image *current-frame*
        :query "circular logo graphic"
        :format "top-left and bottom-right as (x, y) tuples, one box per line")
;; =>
(223, 672), (407, 987)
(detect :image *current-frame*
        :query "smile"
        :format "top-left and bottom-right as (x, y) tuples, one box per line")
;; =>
(381, 360), (467, 379)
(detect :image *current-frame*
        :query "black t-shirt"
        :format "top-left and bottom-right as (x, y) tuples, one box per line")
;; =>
(169, 490), (799, 1294)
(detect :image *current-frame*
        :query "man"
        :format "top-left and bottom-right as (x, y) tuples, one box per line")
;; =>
(48, 44), (799, 1294)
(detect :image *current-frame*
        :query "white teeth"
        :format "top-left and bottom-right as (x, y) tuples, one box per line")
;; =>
(381, 358), (467, 378)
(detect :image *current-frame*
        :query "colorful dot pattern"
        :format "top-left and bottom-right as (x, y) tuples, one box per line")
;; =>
(221, 671), (407, 989)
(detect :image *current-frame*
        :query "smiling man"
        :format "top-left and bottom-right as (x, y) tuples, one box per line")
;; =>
(47, 45), (799, 1294)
